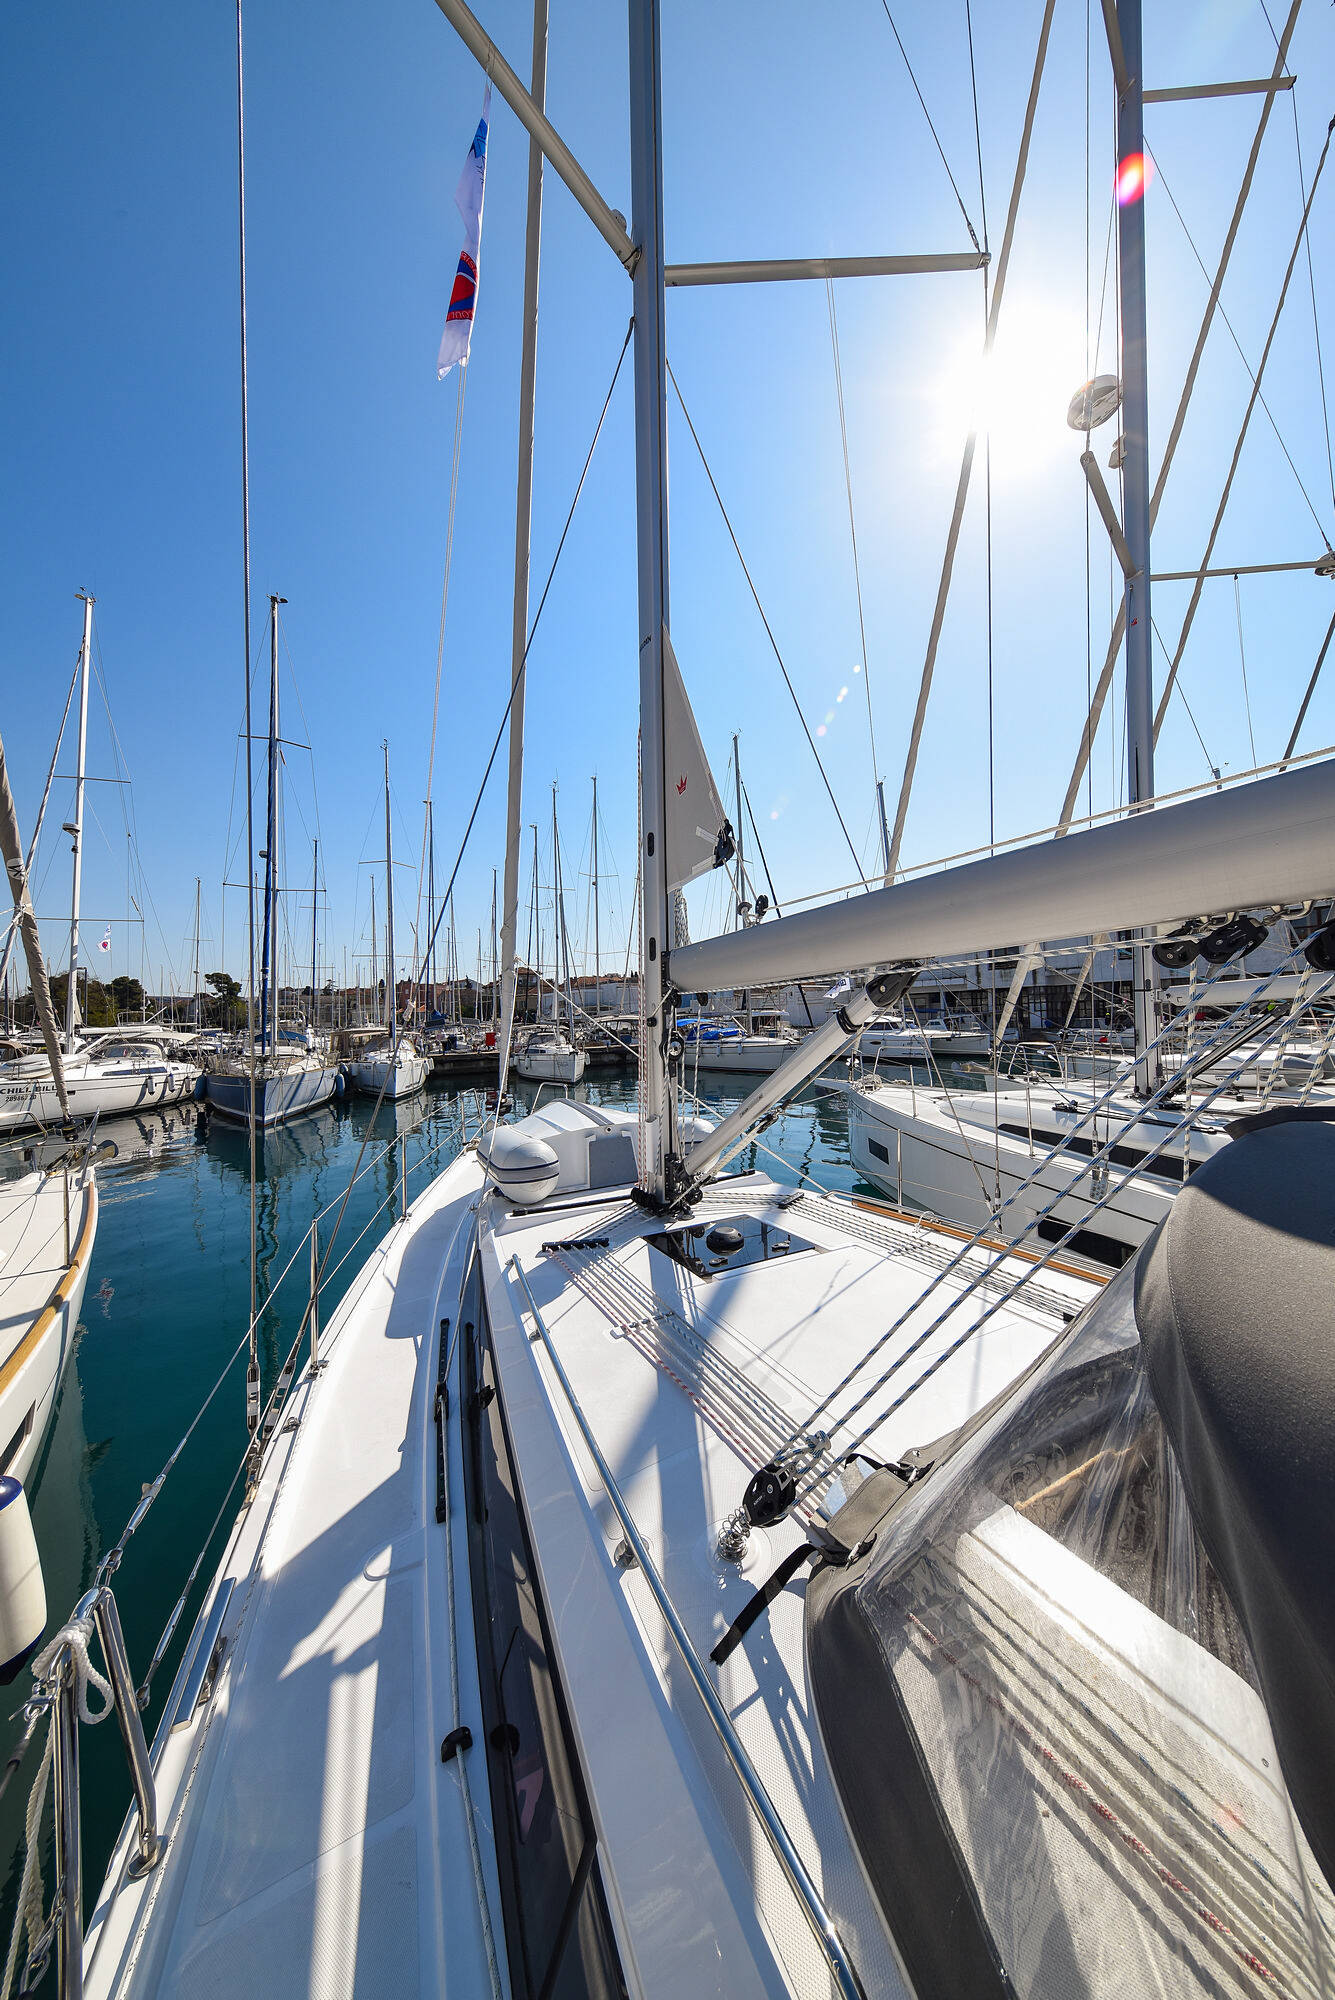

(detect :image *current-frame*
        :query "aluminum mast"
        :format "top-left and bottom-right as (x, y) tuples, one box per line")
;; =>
(64, 592), (93, 1047)
(496, 0), (548, 1093)
(1114, 0), (1159, 1095)
(628, 0), (675, 1201)
(384, 744), (396, 1051)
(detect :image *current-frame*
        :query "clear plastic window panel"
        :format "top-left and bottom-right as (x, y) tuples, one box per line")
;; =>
(855, 1266), (1335, 1998)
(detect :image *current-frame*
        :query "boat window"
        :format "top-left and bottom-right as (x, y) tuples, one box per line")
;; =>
(998, 1122), (1191, 1184)
(0, 1406), (34, 1475)
(463, 1304), (627, 2000)
(808, 1260), (1335, 1997)
(866, 1137), (891, 1165)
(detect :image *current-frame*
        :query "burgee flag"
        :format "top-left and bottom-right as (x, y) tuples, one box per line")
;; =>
(437, 88), (492, 380)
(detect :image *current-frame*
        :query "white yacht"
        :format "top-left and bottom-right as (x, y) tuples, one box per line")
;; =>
(0, 696), (101, 1496)
(850, 1014), (952, 1065)
(345, 748), (431, 1102)
(513, 1026), (586, 1084)
(0, 1041), (198, 1135)
(848, 1068), (1234, 1270)
(202, 601), (340, 1129)
(681, 1015), (799, 1074)
(36, 9), (1335, 1999)
(0, 1154), (97, 1487)
(346, 1036), (431, 1100)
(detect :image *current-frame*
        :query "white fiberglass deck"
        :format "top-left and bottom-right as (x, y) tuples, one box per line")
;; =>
(84, 1153), (498, 2000)
(85, 1126), (1097, 2000)
(478, 1174), (1095, 1997)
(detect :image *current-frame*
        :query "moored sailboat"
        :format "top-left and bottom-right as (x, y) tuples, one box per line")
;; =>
(345, 746), (431, 1102)
(20, 8), (1335, 2000)
(203, 599), (341, 1129)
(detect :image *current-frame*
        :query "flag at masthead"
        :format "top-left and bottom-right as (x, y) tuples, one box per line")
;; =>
(436, 85), (492, 379)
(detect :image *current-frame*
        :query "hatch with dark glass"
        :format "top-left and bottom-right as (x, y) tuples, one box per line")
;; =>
(646, 1212), (819, 1279)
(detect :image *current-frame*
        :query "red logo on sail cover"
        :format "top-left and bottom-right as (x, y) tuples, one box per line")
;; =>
(676, 775), (688, 794)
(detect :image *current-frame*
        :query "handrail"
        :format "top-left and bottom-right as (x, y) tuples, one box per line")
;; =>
(506, 1256), (866, 2000)
(19, 1585), (162, 1998)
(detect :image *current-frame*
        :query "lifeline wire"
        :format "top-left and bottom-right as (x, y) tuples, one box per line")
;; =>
(782, 944), (1313, 1474)
(818, 963), (1332, 1490)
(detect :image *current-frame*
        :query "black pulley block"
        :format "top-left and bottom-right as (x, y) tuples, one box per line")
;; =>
(1152, 932), (1200, 969)
(1304, 923), (1335, 972)
(744, 1461), (797, 1527)
(1197, 914), (1269, 964)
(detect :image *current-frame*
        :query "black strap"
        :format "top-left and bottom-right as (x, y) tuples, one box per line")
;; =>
(711, 1543), (818, 1665)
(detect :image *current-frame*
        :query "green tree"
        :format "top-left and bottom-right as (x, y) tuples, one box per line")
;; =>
(204, 971), (243, 1029)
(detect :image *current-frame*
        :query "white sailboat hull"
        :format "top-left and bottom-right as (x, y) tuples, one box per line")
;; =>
(0, 1165), (97, 1488)
(845, 1079), (1229, 1267)
(683, 1036), (797, 1074)
(345, 1050), (430, 1099)
(0, 1060), (198, 1134)
(514, 1044), (586, 1083)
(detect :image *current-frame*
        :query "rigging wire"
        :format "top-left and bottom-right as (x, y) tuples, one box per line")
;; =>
(413, 321), (635, 987)
(1232, 573), (1259, 766)
(1153, 116), (1335, 741)
(1275, 39), (1335, 515)
(665, 359), (867, 878)
(824, 278), (880, 822)
(879, 0), (982, 252)
(963, 0), (989, 252)
(1147, 144), (1334, 547)
(415, 370), (470, 979)
(1151, 614), (1217, 775)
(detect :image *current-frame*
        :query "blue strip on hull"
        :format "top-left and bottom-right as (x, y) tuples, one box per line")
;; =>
(204, 1066), (340, 1128)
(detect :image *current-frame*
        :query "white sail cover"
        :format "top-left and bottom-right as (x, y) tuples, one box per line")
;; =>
(670, 757), (1335, 990)
(663, 628), (731, 892)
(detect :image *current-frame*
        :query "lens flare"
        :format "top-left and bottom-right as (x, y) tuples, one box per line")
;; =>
(1116, 152), (1150, 206)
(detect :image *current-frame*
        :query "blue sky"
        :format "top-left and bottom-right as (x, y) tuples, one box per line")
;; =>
(4, 0), (1334, 999)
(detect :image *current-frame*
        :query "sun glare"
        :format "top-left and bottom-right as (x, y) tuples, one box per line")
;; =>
(929, 301), (1087, 478)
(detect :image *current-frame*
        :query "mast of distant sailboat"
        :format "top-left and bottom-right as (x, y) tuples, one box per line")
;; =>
(64, 592), (93, 1048)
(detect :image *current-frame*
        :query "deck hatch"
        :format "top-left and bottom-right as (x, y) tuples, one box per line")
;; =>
(646, 1211), (820, 1280)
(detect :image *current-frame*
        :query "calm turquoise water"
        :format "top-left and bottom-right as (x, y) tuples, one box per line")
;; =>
(0, 1058), (948, 1962)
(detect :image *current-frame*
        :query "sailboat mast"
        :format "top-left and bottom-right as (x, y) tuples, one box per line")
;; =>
(1114, 0), (1158, 1094)
(426, 799), (435, 1022)
(553, 784), (575, 1037)
(369, 874), (377, 1025)
(875, 778), (891, 880)
(733, 733), (751, 1032)
(192, 876), (202, 1027)
(496, 0), (549, 1090)
(490, 867), (498, 1026)
(591, 774), (599, 1018)
(629, 0), (674, 1200)
(309, 840), (318, 1032)
(384, 743), (396, 1050)
(65, 592), (93, 1047)
(258, 596), (283, 1055)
